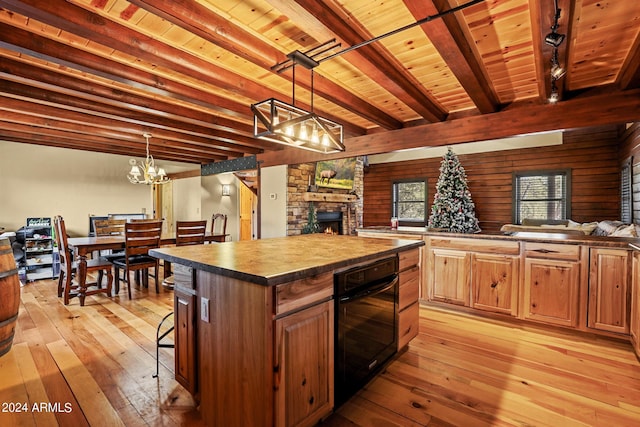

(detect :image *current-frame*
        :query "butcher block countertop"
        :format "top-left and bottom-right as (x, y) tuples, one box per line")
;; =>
(150, 233), (424, 286)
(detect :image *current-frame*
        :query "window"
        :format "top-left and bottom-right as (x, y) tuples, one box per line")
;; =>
(513, 170), (571, 224)
(621, 157), (633, 224)
(392, 179), (427, 226)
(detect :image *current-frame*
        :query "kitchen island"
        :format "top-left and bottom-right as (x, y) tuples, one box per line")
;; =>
(149, 234), (424, 427)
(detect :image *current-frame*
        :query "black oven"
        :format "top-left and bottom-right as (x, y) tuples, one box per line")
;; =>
(334, 255), (399, 406)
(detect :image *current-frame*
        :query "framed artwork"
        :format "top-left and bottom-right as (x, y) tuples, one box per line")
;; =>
(315, 158), (357, 190)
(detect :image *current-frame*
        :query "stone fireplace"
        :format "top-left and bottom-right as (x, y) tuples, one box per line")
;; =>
(316, 211), (343, 235)
(287, 160), (364, 236)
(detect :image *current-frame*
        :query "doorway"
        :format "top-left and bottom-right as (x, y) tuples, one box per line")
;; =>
(239, 181), (255, 240)
(153, 182), (173, 235)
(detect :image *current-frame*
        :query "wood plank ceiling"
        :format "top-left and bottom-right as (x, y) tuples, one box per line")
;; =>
(0, 0), (639, 167)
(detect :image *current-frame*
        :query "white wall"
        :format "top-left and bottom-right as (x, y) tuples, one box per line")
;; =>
(201, 173), (239, 241)
(0, 141), (194, 236)
(260, 165), (288, 238)
(173, 176), (202, 221)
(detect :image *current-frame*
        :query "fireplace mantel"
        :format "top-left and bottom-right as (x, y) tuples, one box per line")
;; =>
(303, 192), (357, 203)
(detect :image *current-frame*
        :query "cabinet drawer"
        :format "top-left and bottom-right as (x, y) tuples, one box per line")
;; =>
(399, 266), (419, 311)
(275, 271), (333, 316)
(173, 264), (194, 289)
(524, 242), (580, 261)
(398, 302), (419, 350)
(429, 237), (519, 255)
(399, 248), (420, 271)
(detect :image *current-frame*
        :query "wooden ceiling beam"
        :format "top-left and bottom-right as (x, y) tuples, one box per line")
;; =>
(0, 56), (261, 140)
(126, 0), (379, 132)
(0, 128), (221, 164)
(0, 80), (266, 154)
(257, 88), (640, 166)
(0, 109), (242, 160)
(0, 0), (376, 133)
(0, 96), (271, 161)
(0, 22), (250, 122)
(0, 121), (232, 160)
(618, 31), (640, 89)
(273, 0), (446, 122)
(405, 0), (501, 114)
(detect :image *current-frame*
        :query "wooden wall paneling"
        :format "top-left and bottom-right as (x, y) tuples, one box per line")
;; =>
(363, 126), (622, 232)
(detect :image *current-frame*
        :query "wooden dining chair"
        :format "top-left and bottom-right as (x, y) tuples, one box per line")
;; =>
(162, 220), (207, 289)
(210, 213), (227, 242)
(111, 220), (163, 299)
(93, 218), (126, 236)
(92, 218), (126, 259)
(54, 215), (113, 306)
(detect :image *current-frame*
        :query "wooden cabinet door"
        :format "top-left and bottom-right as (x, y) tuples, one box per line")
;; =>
(274, 300), (334, 427)
(174, 287), (196, 394)
(471, 253), (519, 316)
(589, 248), (631, 334)
(429, 249), (470, 306)
(631, 251), (640, 356)
(523, 258), (580, 327)
(398, 265), (420, 350)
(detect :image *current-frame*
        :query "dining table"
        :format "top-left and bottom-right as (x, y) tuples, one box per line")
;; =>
(67, 232), (227, 300)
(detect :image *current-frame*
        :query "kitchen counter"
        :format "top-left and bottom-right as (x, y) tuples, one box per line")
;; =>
(150, 233), (424, 285)
(358, 226), (640, 248)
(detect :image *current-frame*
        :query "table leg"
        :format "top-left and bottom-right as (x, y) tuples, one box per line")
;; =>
(164, 260), (172, 279)
(77, 253), (88, 306)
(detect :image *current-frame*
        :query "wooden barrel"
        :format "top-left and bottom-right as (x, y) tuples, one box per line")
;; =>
(0, 237), (20, 357)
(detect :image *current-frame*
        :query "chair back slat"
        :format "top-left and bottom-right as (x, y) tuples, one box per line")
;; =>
(211, 213), (227, 235)
(94, 219), (126, 236)
(54, 216), (73, 277)
(176, 220), (207, 246)
(123, 220), (163, 259)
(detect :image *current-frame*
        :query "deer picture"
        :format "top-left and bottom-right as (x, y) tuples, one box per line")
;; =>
(319, 169), (337, 184)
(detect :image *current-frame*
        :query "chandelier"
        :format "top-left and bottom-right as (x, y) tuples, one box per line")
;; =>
(251, 50), (345, 154)
(127, 133), (170, 185)
(251, 0), (485, 153)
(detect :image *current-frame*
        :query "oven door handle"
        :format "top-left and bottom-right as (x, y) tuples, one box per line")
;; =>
(338, 274), (398, 303)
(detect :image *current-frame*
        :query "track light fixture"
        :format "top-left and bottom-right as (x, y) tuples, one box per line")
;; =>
(545, 31), (565, 48)
(549, 81), (559, 104)
(550, 49), (566, 80)
(544, 4), (565, 48)
(546, 1), (566, 103)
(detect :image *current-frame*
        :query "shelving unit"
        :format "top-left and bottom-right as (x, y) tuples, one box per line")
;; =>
(22, 217), (58, 281)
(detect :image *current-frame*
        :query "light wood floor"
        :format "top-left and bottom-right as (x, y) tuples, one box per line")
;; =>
(2, 277), (640, 426)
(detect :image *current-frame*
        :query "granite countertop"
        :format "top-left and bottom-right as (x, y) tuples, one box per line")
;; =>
(150, 234), (424, 286)
(358, 226), (640, 248)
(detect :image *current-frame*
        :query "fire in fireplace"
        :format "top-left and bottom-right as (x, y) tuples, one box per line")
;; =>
(316, 211), (343, 235)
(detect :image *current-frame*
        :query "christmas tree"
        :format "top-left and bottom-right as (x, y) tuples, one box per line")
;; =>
(428, 148), (481, 233)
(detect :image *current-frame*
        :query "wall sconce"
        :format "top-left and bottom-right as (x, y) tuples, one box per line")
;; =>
(221, 184), (231, 196)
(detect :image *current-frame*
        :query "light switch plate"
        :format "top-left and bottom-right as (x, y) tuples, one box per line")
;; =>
(201, 297), (209, 322)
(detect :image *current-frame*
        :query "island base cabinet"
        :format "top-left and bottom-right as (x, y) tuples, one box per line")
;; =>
(398, 264), (420, 349)
(174, 287), (197, 395)
(588, 248), (630, 334)
(274, 300), (334, 427)
(523, 258), (580, 328)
